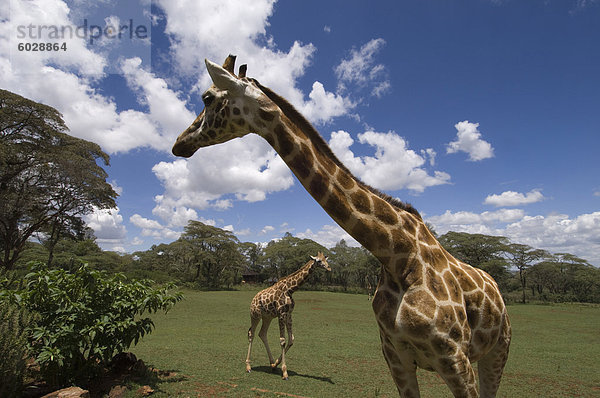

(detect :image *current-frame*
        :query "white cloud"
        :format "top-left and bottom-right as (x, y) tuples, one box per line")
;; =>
(120, 57), (196, 148)
(130, 214), (163, 230)
(129, 213), (180, 240)
(428, 209), (525, 234)
(299, 81), (355, 125)
(167, 207), (199, 228)
(329, 130), (451, 193)
(335, 38), (390, 98)
(109, 180), (123, 196)
(279, 222), (294, 233)
(140, 227), (179, 240)
(261, 225), (275, 234)
(154, 0), (352, 126)
(84, 206), (127, 248)
(1, 1), (185, 155)
(129, 208), (206, 242)
(428, 210), (600, 266)
(223, 225), (251, 237)
(484, 190), (545, 207)
(372, 81), (391, 98)
(446, 121), (494, 161)
(504, 212), (600, 264)
(131, 237), (144, 246)
(296, 224), (359, 248)
(421, 148), (437, 166)
(570, 0), (600, 14)
(6, 0), (107, 76)
(155, 0), (277, 78)
(152, 135), (295, 215)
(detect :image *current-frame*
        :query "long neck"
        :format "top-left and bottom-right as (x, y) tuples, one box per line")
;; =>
(278, 259), (315, 293)
(256, 84), (423, 262)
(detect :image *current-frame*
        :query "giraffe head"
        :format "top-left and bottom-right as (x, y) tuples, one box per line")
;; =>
(172, 55), (274, 158)
(311, 252), (331, 272)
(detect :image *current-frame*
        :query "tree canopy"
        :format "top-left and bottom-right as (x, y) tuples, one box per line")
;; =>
(0, 89), (117, 269)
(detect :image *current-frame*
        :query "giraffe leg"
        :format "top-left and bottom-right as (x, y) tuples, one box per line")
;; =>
(258, 316), (276, 367)
(277, 314), (289, 379)
(435, 351), (478, 398)
(380, 335), (420, 397)
(273, 315), (294, 368)
(478, 322), (511, 398)
(245, 316), (260, 372)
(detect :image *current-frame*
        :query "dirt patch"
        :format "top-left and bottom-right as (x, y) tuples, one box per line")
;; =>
(193, 381), (238, 397)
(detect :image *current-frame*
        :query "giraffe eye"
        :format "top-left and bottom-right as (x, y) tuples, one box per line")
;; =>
(202, 93), (215, 107)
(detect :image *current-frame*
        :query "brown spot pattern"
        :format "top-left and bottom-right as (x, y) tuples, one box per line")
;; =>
(309, 172), (329, 200)
(258, 108), (274, 121)
(350, 190), (371, 214)
(373, 196), (399, 225)
(337, 170), (355, 189)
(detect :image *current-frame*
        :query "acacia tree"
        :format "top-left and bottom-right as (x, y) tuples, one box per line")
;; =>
(438, 232), (509, 267)
(239, 242), (264, 279)
(0, 90), (117, 269)
(329, 240), (380, 292)
(178, 221), (244, 288)
(262, 233), (328, 284)
(329, 240), (356, 291)
(505, 243), (548, 303)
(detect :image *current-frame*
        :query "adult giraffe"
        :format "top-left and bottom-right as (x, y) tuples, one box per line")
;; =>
(172, 55), (511, 398)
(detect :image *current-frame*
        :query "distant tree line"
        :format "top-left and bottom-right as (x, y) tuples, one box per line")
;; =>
(10, 224), (600, 304)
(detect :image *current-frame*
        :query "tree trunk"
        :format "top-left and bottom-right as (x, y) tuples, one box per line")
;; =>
(520, 269), (527, 304)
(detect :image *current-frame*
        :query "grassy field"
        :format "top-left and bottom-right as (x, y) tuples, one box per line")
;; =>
(126, 289), (600, 397)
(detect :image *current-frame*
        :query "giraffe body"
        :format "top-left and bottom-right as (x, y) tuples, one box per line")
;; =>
(245, 252), (331, 379)
(173, 56), (511, 397)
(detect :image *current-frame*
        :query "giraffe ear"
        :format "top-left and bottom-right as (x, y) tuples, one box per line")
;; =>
(205, 59), (244, 93)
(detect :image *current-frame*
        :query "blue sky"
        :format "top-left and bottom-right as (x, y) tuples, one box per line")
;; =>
(2, 0), (600, 264)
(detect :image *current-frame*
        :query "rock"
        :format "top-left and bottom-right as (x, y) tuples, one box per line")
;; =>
(41, 386), (90, 398)
(136, 385), (154, 396)
(108, 385), (127, 398)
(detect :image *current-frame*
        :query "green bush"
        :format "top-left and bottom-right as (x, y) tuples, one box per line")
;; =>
(0, 269), (37, 397)
(0, 300), (36, 397)
(15, 262), (183, 387)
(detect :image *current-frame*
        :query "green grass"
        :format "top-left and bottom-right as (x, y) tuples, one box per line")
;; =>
(127, 290), (600, 397)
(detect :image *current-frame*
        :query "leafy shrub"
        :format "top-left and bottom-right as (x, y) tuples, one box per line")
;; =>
(0, 301), (37, 397)
(15, 262), (183, 387)
(0, 270), (37, 397)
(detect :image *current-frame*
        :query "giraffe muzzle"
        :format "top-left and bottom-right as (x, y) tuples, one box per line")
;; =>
(171, 140), (195, 158)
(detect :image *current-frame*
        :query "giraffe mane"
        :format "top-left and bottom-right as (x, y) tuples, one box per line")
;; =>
(253, 79), (422, 219)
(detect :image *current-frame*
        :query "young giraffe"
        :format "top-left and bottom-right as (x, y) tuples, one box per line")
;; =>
(172, 56), (511, 397)
(245, 252), (331, 379)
